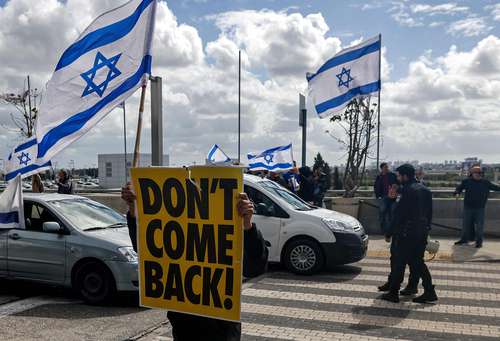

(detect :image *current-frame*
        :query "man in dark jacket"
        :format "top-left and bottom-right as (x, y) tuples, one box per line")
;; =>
(380, 164), (437, 304)
(454, 166), (500, 248)
(297, 166), (314, 204)
(374, 163), (397, 234)
(121, 183), (268, 341)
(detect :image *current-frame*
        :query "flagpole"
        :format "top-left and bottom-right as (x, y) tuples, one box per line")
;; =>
(376, 33), (382, 170)
(133, 84), (147, 168)
(122, 102), (128, 183)
(238, 50), (241, 164)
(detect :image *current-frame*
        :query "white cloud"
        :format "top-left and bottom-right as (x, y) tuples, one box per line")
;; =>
(1, 0), (499, 169)
(381, 35), (500, 161)
(410, 3), (469, 16)
(447, 17), (493, 37)
(208, 10), (342, 79)
(486, 4), (500, 21)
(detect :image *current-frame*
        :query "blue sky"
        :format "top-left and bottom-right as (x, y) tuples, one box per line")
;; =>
(0, 0), (499, 169)
(167, 0), (500, 80)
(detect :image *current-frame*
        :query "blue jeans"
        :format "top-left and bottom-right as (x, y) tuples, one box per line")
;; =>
(461, 207), (485, 245)
(378, 197), (393, 235)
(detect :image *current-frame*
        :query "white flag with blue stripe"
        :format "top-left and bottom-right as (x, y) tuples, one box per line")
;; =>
(35, 0), (157, 164)
(207, 144), (231, 164)
(0, 174), (25, 229)
(307, 35), (381, 119)
(4, 138), (52, 182)
(247, 144), (294, 172)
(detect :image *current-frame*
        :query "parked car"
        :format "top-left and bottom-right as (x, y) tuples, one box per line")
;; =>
(0, 193), (137, 304)
(244, 174), (368, 275)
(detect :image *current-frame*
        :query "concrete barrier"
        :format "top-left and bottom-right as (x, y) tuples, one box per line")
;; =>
(325, 196), (500, 238)
(80, 192), (500, 239)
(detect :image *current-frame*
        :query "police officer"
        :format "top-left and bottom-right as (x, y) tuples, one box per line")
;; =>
(380, 164), (437, 304)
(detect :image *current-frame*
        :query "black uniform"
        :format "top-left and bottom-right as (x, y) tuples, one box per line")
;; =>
(387, 179), (433, 292)
(127, 215), (268, 341)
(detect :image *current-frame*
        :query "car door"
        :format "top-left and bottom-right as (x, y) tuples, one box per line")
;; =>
(245, 185), (287, 261)
(0, 229), (7, 277)
(7, 201), (66, 283)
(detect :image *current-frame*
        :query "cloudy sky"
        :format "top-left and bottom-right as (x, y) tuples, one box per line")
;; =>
(0, 0), (499, 169)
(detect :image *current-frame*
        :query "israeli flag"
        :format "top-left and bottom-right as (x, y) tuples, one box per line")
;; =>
(4, 139), (52, 182)
(247, 144), (294, 172)
(35, 0), (157, 163)
(207, 144), (231, 164)
(307, 35), (381, 118)
(0, 174), (25, 229)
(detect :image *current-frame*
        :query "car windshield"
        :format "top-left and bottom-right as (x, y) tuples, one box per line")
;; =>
(50, 199), (126, 231)
(259, 180), (314, 211)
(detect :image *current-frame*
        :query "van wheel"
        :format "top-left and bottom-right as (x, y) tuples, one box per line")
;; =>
(75, 262), (116, 305)
(284, 238), (324, 275)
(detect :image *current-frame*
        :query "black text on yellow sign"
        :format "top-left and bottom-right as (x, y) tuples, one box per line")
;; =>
(131, 167), (243, 322)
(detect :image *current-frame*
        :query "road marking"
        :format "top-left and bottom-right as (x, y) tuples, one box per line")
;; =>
(299, 272), (500, 289)
(0, 295), (21, 305)
(259, 278), (500, 302)
(356, 264), (500, 280)
(243, 288), (500, 318)
(358, 258), (500, 271)
(242, 322), (409, 341)
(0, 296), (80, 319)
(242, 303), (500, 338)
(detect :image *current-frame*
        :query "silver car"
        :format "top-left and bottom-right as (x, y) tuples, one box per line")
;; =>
(0, 193), (138, 304)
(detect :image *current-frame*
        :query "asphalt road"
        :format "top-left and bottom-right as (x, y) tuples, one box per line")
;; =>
(2, 256), (500, 340)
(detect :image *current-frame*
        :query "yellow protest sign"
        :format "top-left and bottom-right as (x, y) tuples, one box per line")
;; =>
(131, 166), (243, 322)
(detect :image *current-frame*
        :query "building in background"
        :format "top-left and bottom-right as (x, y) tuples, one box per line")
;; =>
(98, 153), (169, 189)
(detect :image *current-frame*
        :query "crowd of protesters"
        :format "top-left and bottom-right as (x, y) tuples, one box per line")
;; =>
(247, 162), (330, 207)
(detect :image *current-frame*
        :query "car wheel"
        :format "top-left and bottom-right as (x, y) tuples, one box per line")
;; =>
(75, 262), (116, 305)
(284, 238), (324, 275)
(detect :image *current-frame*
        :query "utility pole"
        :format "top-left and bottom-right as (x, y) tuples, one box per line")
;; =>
(150, 76), (163, 166)
(238, 50), (241, 164)
(299, 94), (307, 167)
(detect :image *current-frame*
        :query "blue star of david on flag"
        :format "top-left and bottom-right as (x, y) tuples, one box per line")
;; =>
(336, 67), (354, 89)
(80, 51), (122, 98)
(264, 154), (274, 165)
(17, 152), (31, 166)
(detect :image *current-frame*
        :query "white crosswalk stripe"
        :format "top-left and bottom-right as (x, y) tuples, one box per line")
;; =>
(259, 278), (500, 302)
(243, 288), (500, 318)
(242, 322), (409, 341)
(242, 303), (500, 338)
(359, 257), (500, 271)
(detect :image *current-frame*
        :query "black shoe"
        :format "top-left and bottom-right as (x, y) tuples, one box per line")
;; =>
(400, 286), (418, 296)
(475, 243), (482, 248)
(378, 282), (390, 292)
(454, 240), (467, 245)
(413, 286), (438, 303)
(380, 291), (400, 303)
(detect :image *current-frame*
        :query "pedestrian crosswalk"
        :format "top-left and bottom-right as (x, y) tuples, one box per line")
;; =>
(140, 257), (500, 341)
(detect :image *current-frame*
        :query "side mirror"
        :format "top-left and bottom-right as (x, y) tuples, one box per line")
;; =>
(256, 203), (274, 217)
(43, 222), (63, 234)
(255, 203), (268, 216)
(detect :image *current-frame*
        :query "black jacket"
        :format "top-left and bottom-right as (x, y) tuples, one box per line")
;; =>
(374, 172), (397, 198)
(387, 180), (432, 240)
(455, 178), (500, 209)
(126, 215), (268, 341)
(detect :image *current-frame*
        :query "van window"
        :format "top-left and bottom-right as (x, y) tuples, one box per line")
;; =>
(244, 185), (289, 218)
(260, 180), (314, 211)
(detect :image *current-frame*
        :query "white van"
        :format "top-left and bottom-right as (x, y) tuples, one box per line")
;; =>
(244, 174), (368, 275)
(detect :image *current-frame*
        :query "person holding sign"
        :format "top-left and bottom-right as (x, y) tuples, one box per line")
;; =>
(121, 170), (268, 341)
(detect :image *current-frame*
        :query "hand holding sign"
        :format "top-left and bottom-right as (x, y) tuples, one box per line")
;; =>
(237, 193), (254, 230)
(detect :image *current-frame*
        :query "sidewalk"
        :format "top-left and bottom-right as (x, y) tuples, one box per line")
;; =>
(367, 235), (500, 262)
